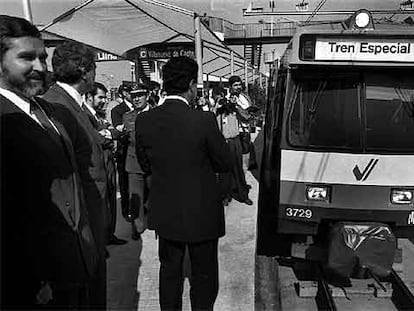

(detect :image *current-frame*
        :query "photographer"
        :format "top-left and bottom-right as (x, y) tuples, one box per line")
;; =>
(213, 86), (253, 206)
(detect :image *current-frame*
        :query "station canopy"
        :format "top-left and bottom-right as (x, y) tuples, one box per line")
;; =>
(42, 0), (250, 79)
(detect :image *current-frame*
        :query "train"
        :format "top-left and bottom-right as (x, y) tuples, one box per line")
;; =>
(256, 9), (414, 262)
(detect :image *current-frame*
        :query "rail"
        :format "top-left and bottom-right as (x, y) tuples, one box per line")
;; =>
(390, 270), (414, 310)
(204, 16), (297, 39)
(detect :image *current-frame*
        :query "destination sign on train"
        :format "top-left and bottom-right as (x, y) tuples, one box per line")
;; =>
(314, 38), (414, 62)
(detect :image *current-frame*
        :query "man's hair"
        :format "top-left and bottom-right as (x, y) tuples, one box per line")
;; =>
(212, 85), (226, 97)
(92, 81), (108, 95)
(228, 75), (242, 87)
(162, 56), (198, 95)
(0, 15), (41, 59)
(149, 80), (160, 91)
(52, 41), (95, 84)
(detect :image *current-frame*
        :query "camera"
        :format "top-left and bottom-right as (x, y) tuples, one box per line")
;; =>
(216, 98), (236, 115)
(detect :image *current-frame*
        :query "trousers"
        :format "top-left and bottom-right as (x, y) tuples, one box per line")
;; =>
(158, 237), (219, 311)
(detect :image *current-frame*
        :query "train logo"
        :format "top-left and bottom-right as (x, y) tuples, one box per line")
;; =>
(353, 158), (379, 181)
(408, 211), (414, 225)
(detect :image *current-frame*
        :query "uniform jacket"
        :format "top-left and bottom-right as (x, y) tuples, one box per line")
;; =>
(0, 94), (98, 307)
(135, 98), (231, 242)
(42, 83), (108, 254)
(124, 107), (149, 174)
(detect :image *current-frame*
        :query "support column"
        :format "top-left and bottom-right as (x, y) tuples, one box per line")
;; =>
(230, 50), (234, 76)
(22, 0), (33, 23)
(194, 14), (203, 91)
(244, 60), (248, 90)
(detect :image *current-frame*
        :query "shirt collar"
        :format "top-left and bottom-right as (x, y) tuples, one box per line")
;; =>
(57, 81), (83, 107)
(84, 102), (97, 116)
(164, 95), (190, 106)
(0, 87), (30, 114)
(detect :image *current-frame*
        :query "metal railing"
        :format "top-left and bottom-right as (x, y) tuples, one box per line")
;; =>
(205, 16), (297, 39)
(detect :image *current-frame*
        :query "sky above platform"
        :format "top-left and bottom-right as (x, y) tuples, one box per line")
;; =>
(2, 0), (408, 25)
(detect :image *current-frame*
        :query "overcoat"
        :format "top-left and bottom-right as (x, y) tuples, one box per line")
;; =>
(43, 84), (108, 254)
(0, 94), (98, 307)
(135, 98), (231, 242)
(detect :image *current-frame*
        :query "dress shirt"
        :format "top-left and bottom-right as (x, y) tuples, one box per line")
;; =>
(138, 105), (150, 114)
(56, 81), (83, 107)
(163, 95), (190, 106)
(0, 87), (59, 133)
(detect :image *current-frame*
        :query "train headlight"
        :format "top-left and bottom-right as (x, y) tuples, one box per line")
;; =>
(306, 185), (330, 202)
(355, 12), (370, 28)
(391, 189), (413, 204)
(345, 9), (375, 30)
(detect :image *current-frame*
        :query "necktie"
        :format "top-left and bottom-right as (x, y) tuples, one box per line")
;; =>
(82, 104), (99, 129)
(30, 98), (63, 147)
(30, 98), (77, 226)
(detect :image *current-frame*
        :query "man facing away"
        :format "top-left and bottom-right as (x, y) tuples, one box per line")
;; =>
(42, 41), (108, 309)
(135, 56), (231, 311)
(0, 15), (97, 309)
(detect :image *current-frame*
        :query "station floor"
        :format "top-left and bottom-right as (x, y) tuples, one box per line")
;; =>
(107, 169), (258, 311)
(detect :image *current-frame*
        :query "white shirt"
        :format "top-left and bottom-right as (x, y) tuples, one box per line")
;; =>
(0, 87), (59, 133)
(57, 81), (83, 107)
(236, 94), (251, 110)
(163, 95), (190, 106)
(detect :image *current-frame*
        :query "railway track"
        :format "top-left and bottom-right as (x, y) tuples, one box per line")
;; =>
(315, 269), (414, 311)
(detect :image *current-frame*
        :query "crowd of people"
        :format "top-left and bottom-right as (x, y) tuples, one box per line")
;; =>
(1, 15), (259, 310)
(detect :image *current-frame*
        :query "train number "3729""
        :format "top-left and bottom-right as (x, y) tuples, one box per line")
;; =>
(285, 207), (313, 219)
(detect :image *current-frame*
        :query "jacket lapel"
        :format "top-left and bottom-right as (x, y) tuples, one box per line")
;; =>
(1, 95), (78, 228)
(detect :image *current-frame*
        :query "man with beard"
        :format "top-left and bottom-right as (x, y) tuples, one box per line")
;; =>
(111, 83), (134, 222)
(0, 15), (98, 309)
(85, 82), (127, 245)
(42, 41), (108, 309)
(225, 75), (255, 205)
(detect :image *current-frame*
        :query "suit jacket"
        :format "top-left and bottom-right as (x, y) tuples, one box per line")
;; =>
(42, 83), (108, 254)
(111, 101), (131, 156)
(135, 98), (231, 242)
(0, 94), (98, 307)
(111, 101), (131, 127)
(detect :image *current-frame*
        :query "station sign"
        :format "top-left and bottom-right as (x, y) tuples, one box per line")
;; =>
(96, 52), (120, 62)
(314, 37), (414, 62)
(129, 43), (195, 60)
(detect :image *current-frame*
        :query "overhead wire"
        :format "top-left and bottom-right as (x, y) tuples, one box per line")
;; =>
(304, 0), (327, 24)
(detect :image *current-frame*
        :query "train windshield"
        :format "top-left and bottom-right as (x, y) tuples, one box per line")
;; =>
(288, 68), (414, 152)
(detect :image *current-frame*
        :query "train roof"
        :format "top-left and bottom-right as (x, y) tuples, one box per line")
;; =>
(281, 10), (414, 68)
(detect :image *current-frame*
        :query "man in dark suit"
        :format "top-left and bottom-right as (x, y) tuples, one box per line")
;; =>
(111, 83), (134, 221)
(135, 56), (231, 311)
(85, 82), (127, 245)
(42, 41), (108, 309)
(0, 15), (98, 309)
